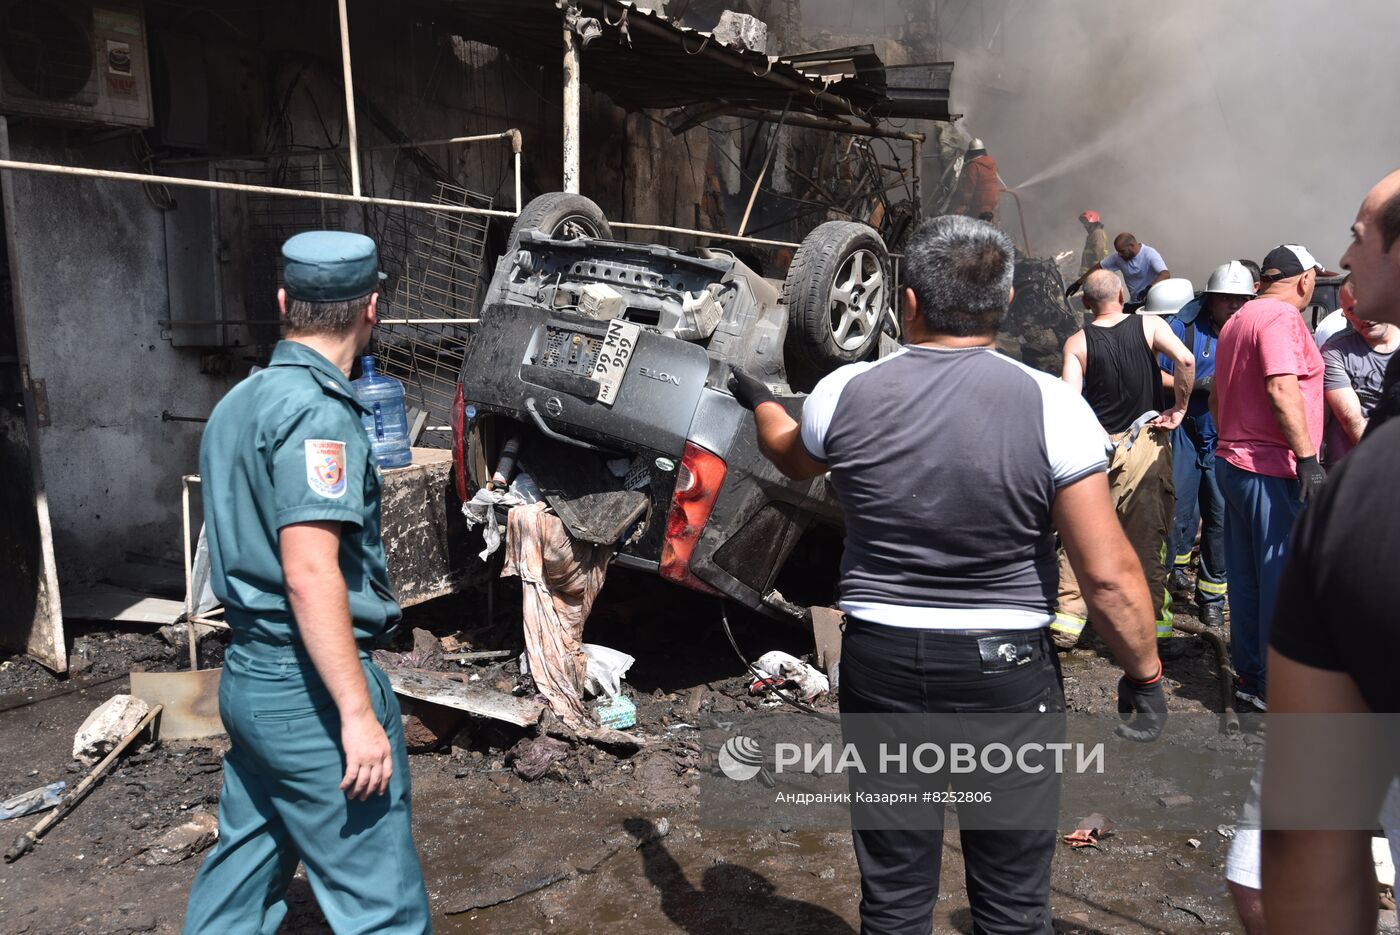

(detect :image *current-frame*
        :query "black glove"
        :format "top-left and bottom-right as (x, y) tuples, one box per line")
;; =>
(1065, 281), (1081, 299)
(1116, 662), (1168, 743)
(728, 368), (776, 411)
(1296, 455), (1326, 503)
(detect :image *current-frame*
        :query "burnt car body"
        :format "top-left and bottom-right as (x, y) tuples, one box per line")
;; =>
(452, 194), (896, 619)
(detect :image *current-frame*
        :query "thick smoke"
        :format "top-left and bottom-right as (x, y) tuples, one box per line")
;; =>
(946, 0), (1400, 284)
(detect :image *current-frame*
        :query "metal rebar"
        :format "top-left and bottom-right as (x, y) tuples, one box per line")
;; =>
(0, 159), (518, 219)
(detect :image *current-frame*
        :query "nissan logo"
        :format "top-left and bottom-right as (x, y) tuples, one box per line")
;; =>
(544, 396), (564, 417)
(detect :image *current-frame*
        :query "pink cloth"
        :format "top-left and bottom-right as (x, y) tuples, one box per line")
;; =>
(1216, 297), (1325, 478)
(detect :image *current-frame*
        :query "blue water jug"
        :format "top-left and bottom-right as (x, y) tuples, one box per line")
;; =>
(351, 356), (412, 468)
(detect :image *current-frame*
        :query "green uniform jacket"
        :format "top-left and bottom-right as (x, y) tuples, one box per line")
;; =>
(1080, 227), (1110, 277)
(199, 340), (401, 645)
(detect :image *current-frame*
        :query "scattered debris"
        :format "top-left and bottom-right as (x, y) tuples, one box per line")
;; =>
(1063, 813), (1115, 849)
(593, 694), (637, 730)
(749, 651), (829, 702)
(443, 649), (514, 663)
(373, 628), (444, 671)
(385, 667), (544, 728)
(73, 694), (152, 765)
(1186, 838), (1202, 849)
(1216, 823), (1237, 840)
(0, 781), (65, 821)
(7, 704), (163, 862)
(506, 736), (571, 781)
(1157, 793), (1194, 809)
(142, 811), (218, 865)
(400, 699), (466, 753)
(713, 10), (768, 53)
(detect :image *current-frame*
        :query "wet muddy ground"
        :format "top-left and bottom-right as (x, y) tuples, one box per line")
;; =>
(0, 574), (1390, 934)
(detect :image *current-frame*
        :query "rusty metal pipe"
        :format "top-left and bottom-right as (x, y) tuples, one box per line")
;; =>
(1173, 616), (1240, 733)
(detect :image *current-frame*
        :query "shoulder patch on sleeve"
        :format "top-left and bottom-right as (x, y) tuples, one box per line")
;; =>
(304, 439), (349, 499)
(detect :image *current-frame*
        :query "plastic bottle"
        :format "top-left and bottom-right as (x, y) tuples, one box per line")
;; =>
(351, 356), (412, 468)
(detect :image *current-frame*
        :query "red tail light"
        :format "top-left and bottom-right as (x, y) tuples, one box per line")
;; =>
(659, 442), (727, 594)
(451, 384), (469, 503)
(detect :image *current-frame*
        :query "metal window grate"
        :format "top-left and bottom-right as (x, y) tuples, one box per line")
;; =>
(375, 180), (493, 449)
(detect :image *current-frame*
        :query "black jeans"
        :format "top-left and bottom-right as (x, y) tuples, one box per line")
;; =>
(839, 619), (1065, 935)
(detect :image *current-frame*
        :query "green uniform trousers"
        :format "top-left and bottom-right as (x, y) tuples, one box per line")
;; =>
(1053, 424), (1176, 648)
(182, 639), (430, 934)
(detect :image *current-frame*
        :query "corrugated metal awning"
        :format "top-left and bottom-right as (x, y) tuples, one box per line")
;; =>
(433, 0), (955, 123)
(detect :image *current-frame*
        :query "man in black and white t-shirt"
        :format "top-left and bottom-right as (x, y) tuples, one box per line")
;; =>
(730, 215), (1165, 934)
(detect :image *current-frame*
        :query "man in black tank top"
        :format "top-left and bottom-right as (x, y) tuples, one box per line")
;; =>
(1053, 271), (1196, 655)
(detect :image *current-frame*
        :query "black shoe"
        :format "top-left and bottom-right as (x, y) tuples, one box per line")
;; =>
(1169, 568), (1193, 601)
(1199, 603), (1225, 629)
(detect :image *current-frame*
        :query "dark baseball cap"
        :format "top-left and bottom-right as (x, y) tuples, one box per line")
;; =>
(1260, 244), (1324, 282)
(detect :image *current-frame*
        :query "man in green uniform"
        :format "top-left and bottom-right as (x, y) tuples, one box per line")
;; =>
(183, 232), (431, 934)
(1078, 209), (1110, 278)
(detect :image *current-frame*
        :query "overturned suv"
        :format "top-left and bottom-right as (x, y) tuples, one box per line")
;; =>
(452, 193), (898, 619)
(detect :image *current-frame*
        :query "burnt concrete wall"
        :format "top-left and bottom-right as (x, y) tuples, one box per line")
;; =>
(6, 128), (238, 581)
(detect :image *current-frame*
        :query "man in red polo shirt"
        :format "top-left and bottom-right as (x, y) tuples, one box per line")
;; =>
(1210, 244), (1327, 712)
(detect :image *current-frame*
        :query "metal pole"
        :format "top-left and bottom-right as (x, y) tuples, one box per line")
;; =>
(158, 130), (524, 164)
(562, 17), (581, 194)
(507, 127), (523, 213)
(180, 476), (198, 671)
(336, 0), (362, 197)
(0, 159), (518, 218)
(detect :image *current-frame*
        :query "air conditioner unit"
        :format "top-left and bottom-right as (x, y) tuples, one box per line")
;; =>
(0, 0), (152, 128)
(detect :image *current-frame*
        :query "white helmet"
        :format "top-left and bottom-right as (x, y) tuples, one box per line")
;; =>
(967, 138), (985, 151)
(1140, 278), (1195, 315)
(1204, 260), (1255, 297)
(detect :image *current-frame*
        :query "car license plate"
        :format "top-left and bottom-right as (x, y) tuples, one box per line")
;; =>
(592, 319), (639, 406)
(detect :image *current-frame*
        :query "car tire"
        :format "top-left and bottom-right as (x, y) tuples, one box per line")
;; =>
(506, 192), (612, 254)
(782, 221), (892, 384)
